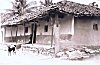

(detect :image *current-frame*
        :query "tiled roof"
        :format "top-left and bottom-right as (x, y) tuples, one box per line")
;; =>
(1, 1), (100, 25)
(56, 1), (100, 16)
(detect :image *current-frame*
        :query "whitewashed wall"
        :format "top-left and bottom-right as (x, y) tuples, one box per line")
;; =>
(4, 15), (74, 43)
(37, 15), (73, 36)
(59, 15), (74, 35)
(36, 20), (52, 44)
(6, 27), (11, 37)
(72, 17), (100, 46)
(5, 24), (31, 37)
(37, 20), (52, 35)
(5, 15), (100, 46)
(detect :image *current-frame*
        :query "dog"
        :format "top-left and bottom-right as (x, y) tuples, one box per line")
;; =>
(7, 45), (16, 56)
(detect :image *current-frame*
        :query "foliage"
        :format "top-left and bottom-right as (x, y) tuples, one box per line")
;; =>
(1, 0), (37, 24)
(40, 0), (53, 6)
(5, 0), (37, 17)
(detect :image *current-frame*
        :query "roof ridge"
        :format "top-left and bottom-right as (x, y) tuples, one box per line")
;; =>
(55, 0), (100, 16)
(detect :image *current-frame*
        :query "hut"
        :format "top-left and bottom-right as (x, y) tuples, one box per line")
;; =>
(1, 1), (100, 53)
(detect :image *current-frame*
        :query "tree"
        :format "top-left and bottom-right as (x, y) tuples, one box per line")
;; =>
(89, 2), (98, 7)
(40, 0), (53, 6)
(5, 0), (37, 17)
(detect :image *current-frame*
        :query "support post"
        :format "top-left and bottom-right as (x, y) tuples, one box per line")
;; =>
(71, 16), (74, 35)
(16, 25), (18, 44)
(54, 14), (60, 55)
(31, 22), (37, 45)
(4, 27), (6, 43)
(11, 25), (13, 42)
(32, 23), (34, 45)
(32, 22), (35, 45)
(24, 23), (26, 44)
(50, 17), (54, 47)
(1, 31), (3, 43)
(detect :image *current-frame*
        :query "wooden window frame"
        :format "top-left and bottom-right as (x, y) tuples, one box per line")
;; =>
(93, 24), (98, 31)
(44, 25), (48, 32)
(25, 27), (28, 33)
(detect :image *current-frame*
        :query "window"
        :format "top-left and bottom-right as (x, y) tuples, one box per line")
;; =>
(25, 27), (28, 33)
(56, 24), (59, 27)
(44, 25), (48, 32)
(93, 24), (98, 30)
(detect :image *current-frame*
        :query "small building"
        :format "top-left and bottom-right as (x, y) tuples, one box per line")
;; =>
(1, 1), (100, 52)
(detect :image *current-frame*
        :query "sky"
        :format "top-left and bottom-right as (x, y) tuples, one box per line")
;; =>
(0, 0), (100, 13)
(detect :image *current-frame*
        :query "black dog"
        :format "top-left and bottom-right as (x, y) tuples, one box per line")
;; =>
(8, 45), (16, 56)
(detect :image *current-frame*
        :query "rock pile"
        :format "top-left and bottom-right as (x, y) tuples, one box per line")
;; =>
(56, 46), (100, 60)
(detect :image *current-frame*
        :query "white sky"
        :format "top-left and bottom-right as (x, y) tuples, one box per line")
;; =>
(0, 0), (100, 13)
